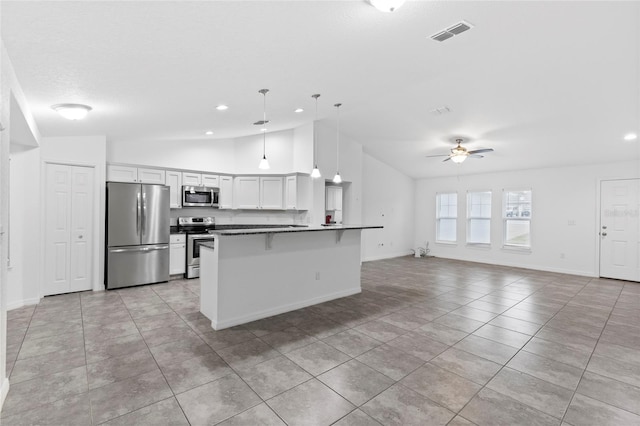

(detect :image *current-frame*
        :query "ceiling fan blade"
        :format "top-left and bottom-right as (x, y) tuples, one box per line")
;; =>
(442, 157), (452, 162)
(467, 148), (494, 155)
(425, 154), (450, 158)
(469, 154), (484, 158)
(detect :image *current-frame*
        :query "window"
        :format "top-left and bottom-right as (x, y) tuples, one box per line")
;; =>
(503, 189), (532, 248)
(467, 191), (491, 245)
(436, 192), (457, 243)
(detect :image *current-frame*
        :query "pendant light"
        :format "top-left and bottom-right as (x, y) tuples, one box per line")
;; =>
(256, 89), (270, 170)
(333, 103), (342, 184)
(310, 94), (322, 178)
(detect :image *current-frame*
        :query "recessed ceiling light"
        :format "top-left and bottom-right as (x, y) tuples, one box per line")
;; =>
(623, 133), (638, 141)
(205, 131), (213, 135)
(216, 105), (228, 111)
(295, 108), (304, 113)
(51, 103), (92, 120)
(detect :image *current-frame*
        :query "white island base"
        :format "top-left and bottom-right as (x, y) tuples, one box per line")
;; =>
(199, 227), (375, 330)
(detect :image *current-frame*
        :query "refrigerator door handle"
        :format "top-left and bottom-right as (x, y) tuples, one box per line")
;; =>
(142, 192), (147, 237)
(136, 191), (141, 236)
(109, 245), (169, 253)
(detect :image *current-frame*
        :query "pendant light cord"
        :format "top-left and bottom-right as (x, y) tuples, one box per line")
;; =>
(262, 91), (267, 157)
(335, 103), (341, 173)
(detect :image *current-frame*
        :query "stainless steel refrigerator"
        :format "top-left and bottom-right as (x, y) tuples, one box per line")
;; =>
(106, 182), (170, 289)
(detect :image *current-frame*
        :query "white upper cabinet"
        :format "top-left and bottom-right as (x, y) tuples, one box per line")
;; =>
(182, 172), (201, 186)
(260, 177), (284, 210)
(166, 170), (182, 208)
(138, 168), (166, 185)
(107, 165), (138, 183)
(285, 175), (311, 210)
(233, 176), (284, 210)
(326, 186), (343, 211)
(202, 174), (219, 188)
(219, 175), (233, 209)
(107, 165), (165, 184)
(234, 176), (260, 209)
(183, 172), (219, 188)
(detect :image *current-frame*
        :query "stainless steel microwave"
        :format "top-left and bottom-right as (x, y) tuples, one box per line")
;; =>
(182, 186), (219, 207)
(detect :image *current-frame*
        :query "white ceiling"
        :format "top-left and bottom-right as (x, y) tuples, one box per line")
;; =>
(2, 1), (639, 178)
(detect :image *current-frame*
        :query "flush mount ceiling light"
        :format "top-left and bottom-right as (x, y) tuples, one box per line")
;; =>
(623, 133), (638, 141)
(255, 89), (270, 170)
(311, 94), (322, 179)
(216, 105), (228, 111)
(368, 0), (405, 13)
(295, 108), (304, 113)
(333, 103), (343, 184)
(205, 131), (213, 135)
(51, 103), (92, 120)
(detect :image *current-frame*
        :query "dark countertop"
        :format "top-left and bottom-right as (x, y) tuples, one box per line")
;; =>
(170, 224), (309, 234)
(210, 225), (383, 237)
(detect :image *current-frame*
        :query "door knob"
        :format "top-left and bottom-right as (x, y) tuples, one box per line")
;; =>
(79, 235), (83, 239)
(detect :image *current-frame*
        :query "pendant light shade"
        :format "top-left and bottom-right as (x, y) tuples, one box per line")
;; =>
(311, 94), (322, 178)
(256, 89), (270, 170)
(333, 103), (342, 184)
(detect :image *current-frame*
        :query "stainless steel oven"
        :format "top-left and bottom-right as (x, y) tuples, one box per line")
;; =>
(186, 233), (215, 278)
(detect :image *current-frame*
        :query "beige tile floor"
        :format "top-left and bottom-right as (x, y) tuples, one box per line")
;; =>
(2, 256), (640, 425)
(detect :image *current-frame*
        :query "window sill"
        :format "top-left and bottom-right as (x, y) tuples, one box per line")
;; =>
(435, 241), (457, 246)
(501, 245), (532, 254)
(466, 243), (491, 249)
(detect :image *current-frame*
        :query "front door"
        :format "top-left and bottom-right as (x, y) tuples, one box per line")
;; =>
(45, 163), (94, 295)
(599, 179), (640, 282)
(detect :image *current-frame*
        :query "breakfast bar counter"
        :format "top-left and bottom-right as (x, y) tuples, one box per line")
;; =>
(199, 225), (381, 330)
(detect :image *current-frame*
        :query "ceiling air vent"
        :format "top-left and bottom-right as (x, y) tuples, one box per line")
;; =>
(430, 20), (474, 42)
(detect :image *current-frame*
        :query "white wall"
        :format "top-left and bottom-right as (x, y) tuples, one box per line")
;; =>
(41, 136), (107, 292)
(415, 160), (640, 276)
(7, 146), (41, 309)
(107, 138), (236, 174)
(361, 153), (415, 261)
(233, 129), (294, 175)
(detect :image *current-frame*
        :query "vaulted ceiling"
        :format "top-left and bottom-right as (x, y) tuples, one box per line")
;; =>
(2, 1), (639, 178)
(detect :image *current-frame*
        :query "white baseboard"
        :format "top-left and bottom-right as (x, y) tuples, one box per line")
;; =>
(362, 250), (413, 262)
(0, 378), (9, 411)
(6, 297), (40, 311)
(211, 287), (362, 330)
(432, 253), (595, 277)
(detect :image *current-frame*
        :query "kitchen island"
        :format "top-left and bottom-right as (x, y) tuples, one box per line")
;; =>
(199, 225), (382, 330)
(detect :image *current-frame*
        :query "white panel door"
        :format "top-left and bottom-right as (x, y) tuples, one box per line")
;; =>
(69, 167), (94, 292)
(600, 179), (640, 282)
(45, 163), (94, 296)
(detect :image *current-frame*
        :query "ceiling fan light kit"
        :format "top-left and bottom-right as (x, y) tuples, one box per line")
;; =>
(426, 137), (494, 164)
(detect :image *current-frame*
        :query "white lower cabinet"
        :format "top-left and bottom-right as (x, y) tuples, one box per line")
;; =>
(170, 234), (186, 275)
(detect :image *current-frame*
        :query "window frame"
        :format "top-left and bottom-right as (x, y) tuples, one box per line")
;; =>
(502, 188), (532, 251)
(466, 190), (492, 247)
(435, 192), (458, 244)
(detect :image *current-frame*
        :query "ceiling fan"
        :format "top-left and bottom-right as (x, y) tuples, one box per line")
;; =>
(426, 138), (494, 164)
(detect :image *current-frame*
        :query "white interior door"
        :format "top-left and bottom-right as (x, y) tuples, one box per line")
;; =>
(599, 179), (640, 282)
(45, 163), (94, 296)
